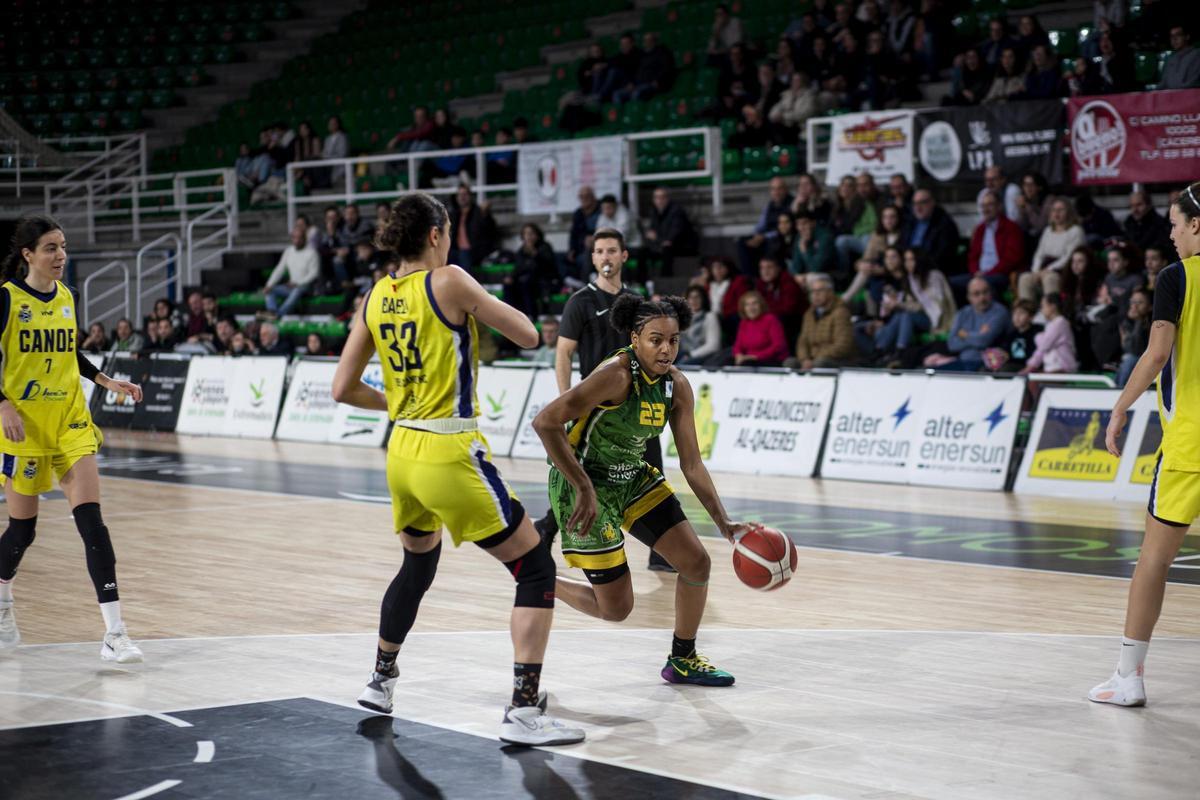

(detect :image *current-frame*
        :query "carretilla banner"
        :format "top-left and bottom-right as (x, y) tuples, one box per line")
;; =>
(917, 100), (1064, 186)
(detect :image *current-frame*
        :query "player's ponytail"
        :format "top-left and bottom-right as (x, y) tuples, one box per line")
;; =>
(3, 213), (62, 283)
(1176, 181), (1200, 222)
(609, 294), (694, 337)
(375, 192), (449, 260)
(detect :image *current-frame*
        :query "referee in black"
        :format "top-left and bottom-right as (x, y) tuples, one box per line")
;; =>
(535, 227), (675, 571)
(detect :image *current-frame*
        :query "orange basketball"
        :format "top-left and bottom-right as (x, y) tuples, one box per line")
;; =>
(732, 525), (797, 591)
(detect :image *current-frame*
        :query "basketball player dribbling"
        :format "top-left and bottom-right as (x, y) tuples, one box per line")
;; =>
(1091, 181), (1200, 706)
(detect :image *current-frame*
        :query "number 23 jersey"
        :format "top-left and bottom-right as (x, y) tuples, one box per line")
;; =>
(0, 279), (93, 455)
(365, 270), (480, 421)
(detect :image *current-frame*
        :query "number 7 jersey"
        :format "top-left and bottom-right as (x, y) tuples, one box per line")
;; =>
(364, 270), (480, 421)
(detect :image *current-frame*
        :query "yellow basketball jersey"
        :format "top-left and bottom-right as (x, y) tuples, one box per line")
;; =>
(0, 279), (93, 455)
(364, 270), (480, 421)
(1158, 255), (1200, 470)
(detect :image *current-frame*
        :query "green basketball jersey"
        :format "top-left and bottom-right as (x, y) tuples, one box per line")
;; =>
(565, 346), (673, 486)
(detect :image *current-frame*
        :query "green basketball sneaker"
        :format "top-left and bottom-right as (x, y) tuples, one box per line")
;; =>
(661, 652), (735, 686)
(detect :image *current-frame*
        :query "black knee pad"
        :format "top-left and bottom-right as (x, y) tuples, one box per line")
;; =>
(505, 543), (556, 609)
(379, 542), (441, 644)
(73, 503), (117, 603)
(0, 516), (37, 581)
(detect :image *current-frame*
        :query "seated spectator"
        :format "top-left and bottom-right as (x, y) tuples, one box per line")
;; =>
(731, 290), (790, 368)
(523, 316), (560, 366)
(596, 194), (636, 247)
(992, 299), (1041, 372)
(845, 243), (903, 314)
(615, 32), (675, 103)
(1015, 14), (1052, 59)
(486, 128), (517, 184)
(234, 142), (261, 189)
(1104, 243), (1146, 317)
(792, 210), (837, 277)
(764, 212), (798, 268)
(863, 204), (905, 267)
(1117, 288), (1153, 386)
(211, 316), (238, 353)
(977, 17), (1017, 67)
(512, 116), (536, 145)
(678, 286), (723, 366)
(1144, 245), (1170, 289)
(853, 29), (903, 109)
(755, 256), (807, 341)
(567, 186), (601, 279)
(248, 127), (290, 205)
(290, 120), (322, 192)
(900, 188), (960, 276)
(885, 174), (913, 217)
(337, 203), (375, 279)
(264, 218), (321, 318)
(447, 184), (498, 273)
(228, 330), (257, 357)
(315, 205), (347, 288)
(578, 42), (608, 96)
(977, 166), (1021, 223)
(738, 177), (794, 275)
(749, 61), (784, 123)
(152, 297), (183, 333)
(387, 106), (437, 152)
(768, 71), (820, 138)
(505, 222), (558, 318)
(790, 173), (833, 224)
(1125, 191), (1175, 259)
(1064, 245), (1107, 317)
(81, 322), (108, 354)
(1081, 31), (1135, 94)
(982, 47), (1025, 104)
(643, 186), (698, 275)
(787, 273), (859, 369)
(963, 190), (1025, 299)
(595, 33), (641, 102)
(707, 43), (756, 120)
(1020, 293), (1079, 374)
(873, 247), (955, 364)
(707, 257), (751, 341)
(1015, 45), (1064, 100)
(1160, 26), (1200, 89)
(111, 318), (143, 353)
(707, 4), (745, 63)
(181, 289), (213, 344)
(944, 48), (991, 105)
(728, 104), (776, 149)
(320, 115), (349, 189)
(929, 277), (1010, 371)
(1076, 193), (1122, 248)
(1019, 198), (1085, 301)
(257, 321), (290, 357)
(305, 333), (331, 357)
(1015, 171), (1055, 241)
(834, 173), (883, 278)
(429, 126), (471, 183)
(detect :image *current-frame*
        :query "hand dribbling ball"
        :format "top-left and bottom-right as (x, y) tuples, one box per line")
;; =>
(732, 525), (797, 591)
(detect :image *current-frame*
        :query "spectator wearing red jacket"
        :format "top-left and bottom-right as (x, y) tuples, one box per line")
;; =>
(960, 190), (1025, 301)
(754, 256), (807, 341)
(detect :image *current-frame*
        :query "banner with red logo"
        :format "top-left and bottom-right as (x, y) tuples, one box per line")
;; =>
(1068, 90), (1200, 185)
(824, 110), (915, 186)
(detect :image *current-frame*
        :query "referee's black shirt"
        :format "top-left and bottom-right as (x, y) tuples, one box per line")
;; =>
(558, 282), (640, 378)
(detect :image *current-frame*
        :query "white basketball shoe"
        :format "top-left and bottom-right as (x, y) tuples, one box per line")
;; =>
(1088, 669), (1146, 707)
(100, 626), (144, 664)
(358, 671), (400, 714)
(499, 704), (585, 746)
(0, 602), (19, 649)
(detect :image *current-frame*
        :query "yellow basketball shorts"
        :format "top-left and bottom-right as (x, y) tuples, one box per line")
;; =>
(0, 424), (104, 496)
(1148, 453), (1200, 527)
(385, 426), (522, 545)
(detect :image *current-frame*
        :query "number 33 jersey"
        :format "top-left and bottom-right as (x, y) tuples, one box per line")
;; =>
(365, 270), (480, 421)
(0, 279), (93, 455)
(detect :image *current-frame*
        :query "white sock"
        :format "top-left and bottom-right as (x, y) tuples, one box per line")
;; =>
(1118, 637), (1149, 677)
(0, 579), (12, 604)
(99, 601), (123, 634)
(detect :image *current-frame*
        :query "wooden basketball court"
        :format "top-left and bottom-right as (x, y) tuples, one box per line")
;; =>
(1, 429), (1197, 799)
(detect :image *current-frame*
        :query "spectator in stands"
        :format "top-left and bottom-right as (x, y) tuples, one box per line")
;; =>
(1160, 26), (1200, 89)
(234, 142), (261, 189)
(1016, 45), (1064, 99)
(854, 29), (903, 109)
(111, 318), (143, 353)
(708, 257), (750, 330)
(791, 173), (832, 223)
(995, 299), (1040, 372)
(386, 106), (436, 153)
(877, 247), (956, 365)
(506, 223), (558, 319)
(931, 277), (1010, 371)
(749, 61), (784, 123)
(264, 218), (321, 318)
(678, 287), (723, 366)
(1124, 191), (1174, 259)
(964, 190), (1025, 298)
(792, 210), (837, 277)
(1117, 288), (1153, 386)
(153, 298), (183, 333)
(1015, 170), (1054, 242)
(567, 186), (601, 280)
(835, 173), (884, 278)
(755, 256), (807, 341)
(738, 177), (794, 275)
(1020, 198), (1085, 301)
(976, 166), (1021, 223)
(256, 321), (290, 357)
(486, 128), (517, 184)
(595, 33), (641, 102)
(1076, 193), (1122, 248)
(709, 43), (756, 120)
(774, 38), (800, 86)
(805, 35), (841, 108)
(430, 108), (454, 150)
(523, 317), (560, 366)
(304, 333), (331, 357)
(375, 201), (391, 231)
(579, 42), (608, 96)
(885, 174), (913, 217)
(769, 71), (820, 140)
(707, 3), (744, 64)
(338, 203), (374, 277)
(1014, 14), (1052, 61)
(149, 317), (178, 353)
(1104, 244), (1146, 316)
(788, 274), (859, 369)
(81, 322), (108, 354)
(1020, 293), (1078, 374)
(978, 17), (1017, 67)
(512, 116), (536, 145)
(249, 126), (290, 205)
(945, 49), (990, 105)
(140, 317), (162, 351)
(181, 291), (217, 349)
(614, 32), (675, 103)
(320, 115), (348, 189)
(643, 186), (697, 275)
(1063, 246), (1108, 367)
(430, 126), (472, 184)
(1078, 31), (1136, 94)
(730, 290), (789, 367)
(729, 104), (776, 149)
(827, 2), (865, 50)
(765, 212), (799, 268)
(227, 330), (257, 357)
(447, 184), (497, 273)
(596, 194), (635, 247)
(316, 206), (348, 288)
(885, 0), (918, 57)
(290, 120), (322, 192)
(1144, 245), (1170, 289)
(862, 204), (906, 267)
(982, 47), (1026, 104)
(900, 188), (960, 276)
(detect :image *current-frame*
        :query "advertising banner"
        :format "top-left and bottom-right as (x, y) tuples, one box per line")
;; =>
(825, 110), (915, 186)
(328, 361), (390, 447)
(1068, 90), (1200, 185)
(131, 356), (190, 431)
(1014, 388), (1156, 500)
(517, 137), (624, 215)
(661, 371), (835, 477)
(820, 372), (928, 484)
(175, 356), (231, 435)
(510, 368), (579, 459)
(917, 100), (1064, 185)
(476, 366), (537, 458)
(176, 356), (287, 438)
(90, 353), (147, 429)
(275, 359), (339, 442)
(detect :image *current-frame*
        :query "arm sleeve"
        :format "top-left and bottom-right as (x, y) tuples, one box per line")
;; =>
(77, 351), (100, 382)
(558, 294), (586, 341)
(1153, 264), (1184, 324)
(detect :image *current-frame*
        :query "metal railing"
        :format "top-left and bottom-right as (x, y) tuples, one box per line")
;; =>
(81, 259), (131, 330)
(285, 127), (723, 229)
(186, 204), (235, 288)
(135, 233), (181, 323)
(45, 166), (234, 244)
(2, 134), (146, 202)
